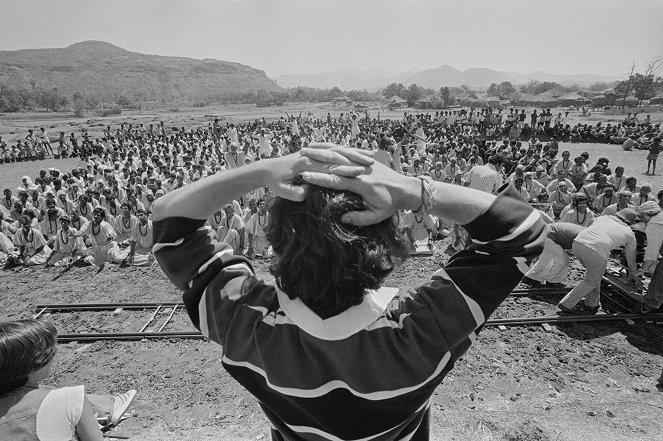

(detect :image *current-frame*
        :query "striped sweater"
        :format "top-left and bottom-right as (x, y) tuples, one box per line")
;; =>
(154, 185), (545, 441)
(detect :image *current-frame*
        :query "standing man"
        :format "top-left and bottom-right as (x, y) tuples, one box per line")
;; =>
(557, 208), (640, 315)
(639, 199), (663, 312)
(645, 137), (662, 176)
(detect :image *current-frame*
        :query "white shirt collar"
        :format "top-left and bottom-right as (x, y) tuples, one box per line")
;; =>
(275, 286), (399, 341)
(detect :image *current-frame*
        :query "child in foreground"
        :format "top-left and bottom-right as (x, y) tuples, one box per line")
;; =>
(0, 319), (136, 441)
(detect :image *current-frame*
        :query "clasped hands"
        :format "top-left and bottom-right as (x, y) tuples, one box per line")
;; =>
(266, 143), (421, 226)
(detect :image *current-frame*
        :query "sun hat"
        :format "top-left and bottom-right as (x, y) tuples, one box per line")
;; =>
(638, 201), (661, 216)
(615, 208), (638, 225)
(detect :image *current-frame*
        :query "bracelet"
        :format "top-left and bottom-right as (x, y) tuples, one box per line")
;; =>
(415, 175), (436, 216)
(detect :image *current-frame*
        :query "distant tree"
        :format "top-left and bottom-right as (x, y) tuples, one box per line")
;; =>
(632, 57), (663, 106)
(85, 94), (101, 111)
(329, 87), (342, 98)
(498, 81), (516, 97)
(294, 88), (307, 101)
(116, 95), (132, 107)
(487, 82), (514, 99)
(405, 84), (424, 106)
(519, 80), (568, 95)
(439, 86), (451, 105)
(72, 92), (85, 117)
(36, 88), (67, 112)
(587, 81), (616, 92)
(0, 85), (35, 112)
(383, 82), (405, 99)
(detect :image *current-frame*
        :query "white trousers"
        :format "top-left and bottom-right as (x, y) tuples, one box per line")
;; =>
(525, 238), (569, 283)
(559, 242), (606, 308)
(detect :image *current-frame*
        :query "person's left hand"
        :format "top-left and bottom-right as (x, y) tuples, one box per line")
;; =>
(265, 147), (374, 201)
(628, 272), (643, 289)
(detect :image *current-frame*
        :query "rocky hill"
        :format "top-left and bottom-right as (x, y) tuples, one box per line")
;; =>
(0, 41), (281, 101)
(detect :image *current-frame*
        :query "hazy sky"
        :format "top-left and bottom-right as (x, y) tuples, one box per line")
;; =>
(0, 0), (661, 79)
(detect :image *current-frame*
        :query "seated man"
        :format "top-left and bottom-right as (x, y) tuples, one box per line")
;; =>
(80, 207), (119, 270)
(44, 215), (89, 267)
(245, 199), (270, 258)
(561, 194), (594, 227)
(9, 212), (51, 267)
(216, 203), (245, 254)
(125, 209), (154, 267)
(0, 214), (15, 264)
(113, 202), (136, 246)
(152, 145), (545, 440)
(592, 184), (618, 214)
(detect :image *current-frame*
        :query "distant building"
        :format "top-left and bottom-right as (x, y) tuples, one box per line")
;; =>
(331, 96), (353, 107)
(386, 95), (407, 109)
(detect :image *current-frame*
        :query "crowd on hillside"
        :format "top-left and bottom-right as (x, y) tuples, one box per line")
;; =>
(0, 110), (662, 271)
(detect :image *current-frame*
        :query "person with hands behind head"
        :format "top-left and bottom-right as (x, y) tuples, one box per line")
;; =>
(152, 143), (545, 441)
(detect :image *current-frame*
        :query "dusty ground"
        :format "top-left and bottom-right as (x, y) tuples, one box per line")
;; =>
(1, 107), (662, 440)
(1, 245), (662, 441)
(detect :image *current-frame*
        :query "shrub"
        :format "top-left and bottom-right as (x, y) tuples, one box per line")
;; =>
(99, 106), (122, 117)
(603, 105), (660, 115)
(73, 100), (85, 117)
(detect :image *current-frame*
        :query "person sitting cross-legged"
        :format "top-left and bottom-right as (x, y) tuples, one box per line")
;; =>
(125, 209), (154, 267)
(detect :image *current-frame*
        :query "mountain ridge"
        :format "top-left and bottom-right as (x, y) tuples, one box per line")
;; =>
(0, 41), (281, 101)
(276, 65), (621, 90)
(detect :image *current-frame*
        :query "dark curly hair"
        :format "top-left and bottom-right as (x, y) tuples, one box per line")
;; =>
(266, 185), (408, 319)
(0, 319), (58, 395)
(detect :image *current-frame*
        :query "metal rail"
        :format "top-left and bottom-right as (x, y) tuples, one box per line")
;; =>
(57, 331), (204, 342)
(487, 313), (663, 326)
(35, 302), (183, 311)
(47, 312), (663, 342)
(34, 287), (570, 314)
(510, 288), (570, 296)
(37, 280), (662, 343)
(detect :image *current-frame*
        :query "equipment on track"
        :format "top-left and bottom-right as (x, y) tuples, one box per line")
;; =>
(601, 265), (656, 314)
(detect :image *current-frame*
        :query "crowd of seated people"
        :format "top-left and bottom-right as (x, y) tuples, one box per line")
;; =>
(0, 112), (661, 268)
(1, 107), (660, 165)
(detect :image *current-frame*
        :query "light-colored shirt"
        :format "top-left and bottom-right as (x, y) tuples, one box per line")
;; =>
(464, 164), (503, 194)
(574, 216), (636, 260)
(130, 220), (154, 250)
(561, 209), (594, 227)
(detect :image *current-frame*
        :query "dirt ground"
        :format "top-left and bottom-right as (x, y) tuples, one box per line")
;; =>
(1, 106), (663, 440)
(1, 243), (662, 441)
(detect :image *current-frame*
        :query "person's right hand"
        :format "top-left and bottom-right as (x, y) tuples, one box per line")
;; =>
(299, 151), (421, 226)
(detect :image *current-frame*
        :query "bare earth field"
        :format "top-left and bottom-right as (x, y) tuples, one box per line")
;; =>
(1, 106), (662, 440)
